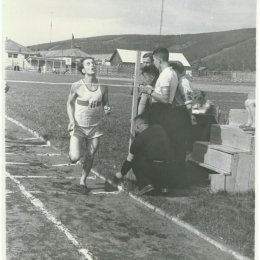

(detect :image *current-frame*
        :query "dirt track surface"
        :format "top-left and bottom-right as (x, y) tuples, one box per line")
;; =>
(5, 119), (237, 260)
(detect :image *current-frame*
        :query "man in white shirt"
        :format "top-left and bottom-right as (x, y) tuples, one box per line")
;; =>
(140, 48), (191, 173)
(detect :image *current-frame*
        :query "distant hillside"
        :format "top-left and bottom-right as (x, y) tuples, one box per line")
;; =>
(29, 28), (256, 71)
(194, 37), (256, 71)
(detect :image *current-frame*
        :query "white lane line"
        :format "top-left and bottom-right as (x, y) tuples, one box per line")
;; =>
(37, 153), (62, 156)
(19, 137), (39, 140)
(90, 191), (120, 195)
(12, 175), (96, 180)
(7, 143), (49, 147)
(5, 116), (59, 151)
(50, 163), (77, 167)
(6, 116), (250, 260)
(6, 162), (29, 165)
(6, 172), (96, 260)
(13, 175), (56, 178)
(6, 152), (61, 156)
(7, 190), (119, 195)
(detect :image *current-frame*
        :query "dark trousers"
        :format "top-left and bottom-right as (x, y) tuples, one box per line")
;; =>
(147, 103), (191, 167)
(132, 158), (172, 190)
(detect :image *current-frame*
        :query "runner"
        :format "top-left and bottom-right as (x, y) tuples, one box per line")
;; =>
(67, 57), (111, 189)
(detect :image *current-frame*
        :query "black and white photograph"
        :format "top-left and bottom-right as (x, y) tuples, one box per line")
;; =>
(2, 0), (258, 259)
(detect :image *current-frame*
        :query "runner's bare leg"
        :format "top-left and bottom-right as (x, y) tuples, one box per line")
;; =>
(80, 137), (100, 186)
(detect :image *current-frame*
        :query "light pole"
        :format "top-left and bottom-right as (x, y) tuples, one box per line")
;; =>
(159, 0), (164, 35)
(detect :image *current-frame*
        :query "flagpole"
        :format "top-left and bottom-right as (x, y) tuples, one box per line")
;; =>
(71, 34), (74, 49)
(50, 12), (53, 48)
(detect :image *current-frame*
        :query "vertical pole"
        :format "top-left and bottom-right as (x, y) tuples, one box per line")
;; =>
(50, 12), (53, 48)
(159, 0), (164, 35)
(129, 51), (141, 151)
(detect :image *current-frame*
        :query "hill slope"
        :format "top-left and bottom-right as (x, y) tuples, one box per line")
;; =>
(29, 28), (256, 71)
(195, 37), (256, 71)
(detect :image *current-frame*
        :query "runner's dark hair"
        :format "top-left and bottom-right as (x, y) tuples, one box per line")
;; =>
(78, 57), (95, 75)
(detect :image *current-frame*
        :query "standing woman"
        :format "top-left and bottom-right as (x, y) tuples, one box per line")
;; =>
(67, 57), (110, 189)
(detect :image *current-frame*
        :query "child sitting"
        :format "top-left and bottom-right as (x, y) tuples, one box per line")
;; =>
(191, 90), (219, 141)
(192, 90), (215, 115)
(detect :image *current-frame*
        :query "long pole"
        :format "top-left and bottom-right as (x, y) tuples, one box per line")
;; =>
(129, 51), (141, 151)
(50, 13), (53, 48)
(159, 0), (164, 35)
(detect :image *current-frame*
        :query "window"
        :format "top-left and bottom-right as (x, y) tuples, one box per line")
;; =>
(13, 54), (18, 58)
(8, 53), (12, 58)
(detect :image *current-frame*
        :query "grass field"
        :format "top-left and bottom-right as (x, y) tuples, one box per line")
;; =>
(5, 71), (254, 258)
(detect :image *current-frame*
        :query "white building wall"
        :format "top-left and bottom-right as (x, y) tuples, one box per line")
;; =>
(5, 52), (32, 69)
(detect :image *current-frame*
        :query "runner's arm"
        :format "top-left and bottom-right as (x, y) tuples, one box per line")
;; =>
(101, 85), (111, 114)
(101, 85), (109, 107)
(66, 84), (78, 130)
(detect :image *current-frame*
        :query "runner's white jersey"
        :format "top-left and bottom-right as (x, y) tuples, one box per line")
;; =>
(73, 79), (103, 127)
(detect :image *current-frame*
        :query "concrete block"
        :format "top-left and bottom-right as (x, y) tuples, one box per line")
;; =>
(225, 154), (240, 193)
(234, 154), (252, 192)
(210, 124), (255, 151)
(228, 109), (248, 126)
(192, 142), (241, 173)
(210, 174), (226, 193)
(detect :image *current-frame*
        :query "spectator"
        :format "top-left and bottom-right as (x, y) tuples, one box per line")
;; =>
(192, 90), (218, 141)
(140, 47), (190, 171)
(114, 114), (173, 195)
(138, 65), (159, 115)
(171, 61), (193, 111)
(192, 90), (216, 115)
(171, 61), (194, 151)
(239, 92), (255, 131)
(131, 52), (154, 96)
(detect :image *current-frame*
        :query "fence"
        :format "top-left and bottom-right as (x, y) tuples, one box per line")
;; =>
(193, 71), (256, 83)
(96, 65), (134, 78)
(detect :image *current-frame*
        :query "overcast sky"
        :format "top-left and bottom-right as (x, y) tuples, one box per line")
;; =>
(4, 0), (257, 46)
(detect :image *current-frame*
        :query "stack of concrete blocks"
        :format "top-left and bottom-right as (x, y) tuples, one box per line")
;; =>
(191, 109), (255, 193)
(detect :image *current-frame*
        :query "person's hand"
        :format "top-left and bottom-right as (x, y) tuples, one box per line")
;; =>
(186, 103), (192, 110)
(115, 172), (123, 179)
(104, 105), (111, 115)
(139, 85), (153, 94)
(68, 121), (75, 132)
